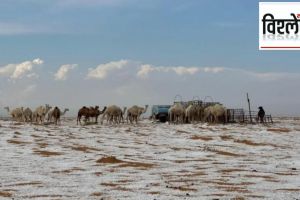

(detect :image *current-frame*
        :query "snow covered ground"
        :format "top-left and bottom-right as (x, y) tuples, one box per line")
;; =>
(0, 118), (300, 200)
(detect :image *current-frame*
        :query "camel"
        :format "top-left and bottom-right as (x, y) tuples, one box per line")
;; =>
(115, 107), (127, 123)
(204, 104), (227, 123)
(77, 106), (89, 125)
(4, 107), (24, 121)
(77, 106), (106, 125)
(33, 104), (52, 124)
(185, 104), (198, 123)
(48, 108), (69, 122)
(23, 107), (33, 122)
(51, 107), (61, 125)
(101, 105), (123, 124)
(168, 103), (185, 124)
(137, 105), (148, 119)
(126, 105), (148, 124)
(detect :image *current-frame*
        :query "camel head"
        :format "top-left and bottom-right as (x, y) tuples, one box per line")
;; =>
(144, 105), (149, 113)
(101, 106), (107, 114)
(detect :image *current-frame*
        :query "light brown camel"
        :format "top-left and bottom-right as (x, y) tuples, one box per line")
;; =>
(33, 104), (52, 124)
(23, 107), (33, 122)
(126, 105), (148, 124)
(185, 104), (198, 123)
(168, 103), (185, 124)
(4, 107), (24, 121)
(204, 104), (227, 123)
(101, 105), (122, 124)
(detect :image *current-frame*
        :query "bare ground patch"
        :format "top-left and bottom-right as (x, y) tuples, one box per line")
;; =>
(7, 139), (30, 145)
(220, 135), (234, 141)
(218, 168), (249, 173)
(210, 149), (242, 157)
(53, 167), (85, 174)
(234, 139), (280, 148)
(217, 185), (250, 193)
(190, 135), (213, 141)
(70, 144), (101, 153)
(244, 174), (279, 182)
(276, 188), (300, 192)
(90, 192), (102, 196)
(267, 128), (291, 133)
(32, 148), (64, 157)
(6, 181), (42, 187)
(0, 191), (12, 197)
(20, 194), (71, 198)
(96, 156), (155, 169)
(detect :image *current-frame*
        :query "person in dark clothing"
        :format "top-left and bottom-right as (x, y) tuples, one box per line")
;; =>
(258, 106), (265, 123)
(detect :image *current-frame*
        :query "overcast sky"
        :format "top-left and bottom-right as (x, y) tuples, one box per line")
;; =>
(0, 0), (299, 116)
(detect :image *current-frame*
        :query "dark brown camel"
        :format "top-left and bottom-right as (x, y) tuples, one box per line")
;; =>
(51, 107), (61, 125)
(77, 106), (107, 125)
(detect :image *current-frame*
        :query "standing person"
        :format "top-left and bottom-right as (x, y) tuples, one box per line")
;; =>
(258, 106), (265, 123)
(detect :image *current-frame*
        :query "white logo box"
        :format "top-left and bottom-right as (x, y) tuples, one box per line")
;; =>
(259, 2), (300, 50)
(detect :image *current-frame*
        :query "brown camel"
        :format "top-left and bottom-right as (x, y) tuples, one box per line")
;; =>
(51, 107), (61, 125)
(77, 106), (106, 125)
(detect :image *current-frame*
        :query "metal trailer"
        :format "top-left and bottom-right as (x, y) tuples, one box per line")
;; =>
(227, 109), (273, 124)
(151, 105), (171, 122)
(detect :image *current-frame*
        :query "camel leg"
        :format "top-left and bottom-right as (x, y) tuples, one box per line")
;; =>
(77, 116), (81, 125)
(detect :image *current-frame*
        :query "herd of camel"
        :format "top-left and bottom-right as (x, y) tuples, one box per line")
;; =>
(3, 102), (227, 125)
(4, 105), (69, 125)
(168, 102), (227, 124)
(3, 104), (148, 125)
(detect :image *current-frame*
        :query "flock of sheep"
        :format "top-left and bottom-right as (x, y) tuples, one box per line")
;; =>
(3, 102), (227, 125)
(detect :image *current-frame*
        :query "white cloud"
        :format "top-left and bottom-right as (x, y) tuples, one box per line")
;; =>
(0, 58), (44, 79)
(87, 60), (130, 79)
(54, 64), (78, 81)
(136, 64), (224, 79)
(136, 64), (156, 79)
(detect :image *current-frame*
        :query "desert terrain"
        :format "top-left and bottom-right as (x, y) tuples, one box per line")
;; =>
(0, 118), (300, 199)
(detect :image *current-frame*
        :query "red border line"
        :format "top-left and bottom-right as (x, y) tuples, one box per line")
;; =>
(261, 46), (300, 48)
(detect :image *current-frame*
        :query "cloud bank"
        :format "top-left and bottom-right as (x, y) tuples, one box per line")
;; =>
(1, 59), (300, 116)
(0, 58), (43, 79)
(136, 65), (224, 79)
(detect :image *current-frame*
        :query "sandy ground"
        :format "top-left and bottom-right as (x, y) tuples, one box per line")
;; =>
(0, 118), (300, 200)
